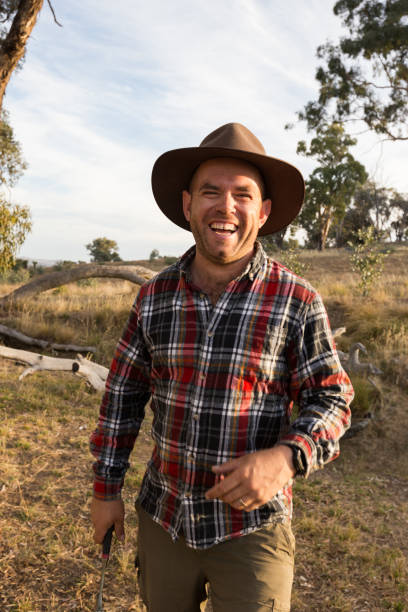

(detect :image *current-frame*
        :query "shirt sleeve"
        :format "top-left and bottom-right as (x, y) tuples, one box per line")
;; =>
(90, 293), (152, 500)
(279, 291), (353, 477)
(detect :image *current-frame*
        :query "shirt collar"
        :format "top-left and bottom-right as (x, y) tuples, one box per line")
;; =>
(177, 241), (266, 282)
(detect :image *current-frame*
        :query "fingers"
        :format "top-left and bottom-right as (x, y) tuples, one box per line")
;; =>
(211, 458), (239, 474)
(114, 518), (125, 542)
(206, 473), (259, 511)
(206, 471), (241, 500)
(206, 453), (265, 511)
(91, 497), (125, 544)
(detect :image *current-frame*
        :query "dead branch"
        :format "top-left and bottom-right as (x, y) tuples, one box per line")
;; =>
(333, 327), (346, 338)
(0, 346), (108, 391)
(344, 414), (374, 439)
(0, 263), (155, 307)
(0, 323), (96, 353)
(46, 0), (62, 26)
(338, 342), (383, 376)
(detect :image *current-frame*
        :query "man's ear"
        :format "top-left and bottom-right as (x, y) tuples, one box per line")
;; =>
(182, 190), (192, 222)
(258, 198), (271, 228)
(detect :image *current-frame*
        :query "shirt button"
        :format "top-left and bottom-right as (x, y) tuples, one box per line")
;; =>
(207, 330), (214, 337)
(199, 373), (205, 380)
(185, 491), (192, 498)
(193, 414), (199, 421)
(199, 293), (205, 299)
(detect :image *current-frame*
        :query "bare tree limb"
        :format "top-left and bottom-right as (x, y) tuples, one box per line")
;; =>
(0, 345), (108, 391)
(344, 415), (373, 439)
(0, 263), (155, 307)
(46, 0), (62, 26)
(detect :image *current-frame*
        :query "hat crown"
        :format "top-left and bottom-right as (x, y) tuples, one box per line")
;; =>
(200, 122), (266, 156)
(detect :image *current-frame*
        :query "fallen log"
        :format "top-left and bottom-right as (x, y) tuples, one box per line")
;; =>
(0, 346), (108, 391)
(0, 323), (96, 353)
(0, 263), (155, 307)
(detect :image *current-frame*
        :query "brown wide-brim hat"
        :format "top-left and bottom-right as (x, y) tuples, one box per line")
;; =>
(151, 122), (304, 236)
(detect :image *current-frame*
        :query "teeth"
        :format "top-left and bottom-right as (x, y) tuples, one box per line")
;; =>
(210, 222), (237, 231)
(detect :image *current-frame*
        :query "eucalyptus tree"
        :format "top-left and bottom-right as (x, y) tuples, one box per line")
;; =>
(297, 122), (367, 250)
(86, 238), (122, 263)
(298, 0), (408, 141)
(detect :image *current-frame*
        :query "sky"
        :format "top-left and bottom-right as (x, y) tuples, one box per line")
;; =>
(4, 0), (407, 263)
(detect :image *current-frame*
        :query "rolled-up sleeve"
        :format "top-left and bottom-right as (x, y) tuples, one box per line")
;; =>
(90, 294), (151, 500)
(280, 292), (353, 477)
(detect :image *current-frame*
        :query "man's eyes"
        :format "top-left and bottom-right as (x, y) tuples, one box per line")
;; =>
(201, 190), (252, 199)
(202, 190), (219, 196)
(236, 192), (252, 199)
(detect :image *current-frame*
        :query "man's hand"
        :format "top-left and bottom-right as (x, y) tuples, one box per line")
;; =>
(205, 445), (296, 512)
(90, 497), (125, 544)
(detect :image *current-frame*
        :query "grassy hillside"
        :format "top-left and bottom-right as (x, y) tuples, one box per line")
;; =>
(0, 246), (407, 611)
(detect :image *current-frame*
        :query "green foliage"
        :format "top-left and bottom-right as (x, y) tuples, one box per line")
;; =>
(163, 255), (178, 265)
(0, 265), (30, 284)
(340, 181), (389, 245)
(149, 248), (160, 261)
(297, 123), (367, 250)
(148, 250), (178, 266)
(350, 375), (382, 418)
(349, 226), (389, 296)
(0, 110), (27, 187)
(278, 247), (311, 277)
(0, 198), (31, 274)
(85, 237), (121, 263)
(0, 111), (30, 273)
(259, 228), (289, 252)
(390, 193), (408, 242)
(298, 0), (408, 140)
(53, 260), (77, 271)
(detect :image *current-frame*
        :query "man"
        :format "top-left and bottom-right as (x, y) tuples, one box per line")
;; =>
(90, 123), (353, 611)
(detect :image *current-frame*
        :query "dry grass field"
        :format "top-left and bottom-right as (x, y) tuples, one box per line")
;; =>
(0, 246), (407, 611)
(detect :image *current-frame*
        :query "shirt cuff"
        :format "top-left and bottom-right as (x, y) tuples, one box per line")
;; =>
(93, 476), (123, 501)
(278, 434), (316, 478)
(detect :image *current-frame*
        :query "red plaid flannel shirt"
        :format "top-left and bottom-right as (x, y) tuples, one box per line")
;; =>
(90, 243), (353, 549)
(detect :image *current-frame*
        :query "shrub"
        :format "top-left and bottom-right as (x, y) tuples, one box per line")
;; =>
(348, 227), (389, 296)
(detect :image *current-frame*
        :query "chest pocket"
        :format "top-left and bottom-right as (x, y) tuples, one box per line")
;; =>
(232, 324), (289, 387)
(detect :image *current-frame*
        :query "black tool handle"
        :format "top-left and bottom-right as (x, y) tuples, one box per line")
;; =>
(102, 525), (114, 559)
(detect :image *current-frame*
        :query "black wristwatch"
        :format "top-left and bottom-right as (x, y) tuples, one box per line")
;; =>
(290, 446), (307, 477)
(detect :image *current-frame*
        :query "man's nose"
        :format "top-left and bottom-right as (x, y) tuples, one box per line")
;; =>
(217, 192), (236, 214)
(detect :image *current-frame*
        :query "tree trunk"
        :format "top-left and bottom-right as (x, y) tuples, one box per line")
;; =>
(335, 216), (345, 248)
(0, 263), (155, 306)
(0, 0), (44, 110)
(319, 210), (332, 251)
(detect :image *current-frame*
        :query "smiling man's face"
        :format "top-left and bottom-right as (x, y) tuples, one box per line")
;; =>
(182, 158), (271, 268)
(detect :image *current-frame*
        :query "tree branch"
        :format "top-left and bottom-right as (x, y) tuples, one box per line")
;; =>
(46, 0), (62, 27)
(0, 0), (45, 110)
(0, 345), (108, 391)
(0, 262), (155, 306)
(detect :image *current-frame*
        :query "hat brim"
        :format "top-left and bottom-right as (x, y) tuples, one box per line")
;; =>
(151, 146), (304, 236)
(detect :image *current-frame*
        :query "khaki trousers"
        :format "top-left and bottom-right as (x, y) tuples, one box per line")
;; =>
(136, 503), (295, 612)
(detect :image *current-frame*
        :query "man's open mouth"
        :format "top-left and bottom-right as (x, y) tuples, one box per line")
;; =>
(209, 222), (238, 234)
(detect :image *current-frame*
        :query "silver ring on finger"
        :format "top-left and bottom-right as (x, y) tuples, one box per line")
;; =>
(239, 496), (248, 507)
